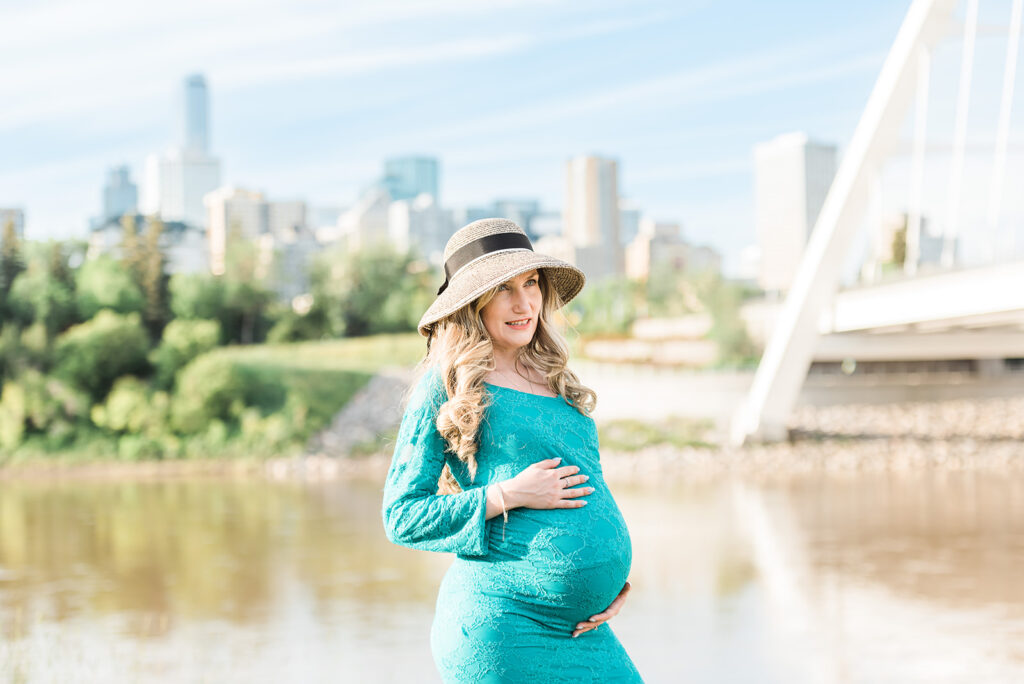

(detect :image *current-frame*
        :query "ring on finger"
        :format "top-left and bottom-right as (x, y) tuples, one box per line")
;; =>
(562, 478), (569, 489)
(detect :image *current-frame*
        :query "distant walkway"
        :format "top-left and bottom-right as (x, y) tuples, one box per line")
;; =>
(573, 361), (1024, 428)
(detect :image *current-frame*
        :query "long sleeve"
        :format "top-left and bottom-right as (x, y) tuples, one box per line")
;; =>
(381, 367), (490, 556)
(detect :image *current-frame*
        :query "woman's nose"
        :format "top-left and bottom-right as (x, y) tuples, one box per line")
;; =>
(511, 288), (529, 311)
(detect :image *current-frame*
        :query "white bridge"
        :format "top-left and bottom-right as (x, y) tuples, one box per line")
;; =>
(745, 258), (1024, 363)
(732, 0), (1024, 443)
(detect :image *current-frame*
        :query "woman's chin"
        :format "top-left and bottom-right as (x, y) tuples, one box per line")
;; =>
(507, 332), (535, 347)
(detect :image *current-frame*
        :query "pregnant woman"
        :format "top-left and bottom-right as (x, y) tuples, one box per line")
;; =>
(382, 219), (642, 682)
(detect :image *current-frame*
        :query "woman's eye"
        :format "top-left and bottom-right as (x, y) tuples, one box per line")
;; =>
(525, 278), (537, 286)
(497, 284), (509, 291)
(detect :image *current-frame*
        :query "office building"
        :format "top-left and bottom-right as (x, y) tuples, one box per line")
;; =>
(102, 166), (138, 221)
(530, 211), (563, 239)
(337, 186), (391, 252)
(0, 208), (25, 239)
(389, 194), (455, 265)
(204, 187), (269, 276)
(754, 132), (836, 293)
(619, 200), (642, 246)
(268, 200), (307, 241)
(493, 199), (541, 240)
(382, 157), (439, 202)
(564, 155), (623, 281)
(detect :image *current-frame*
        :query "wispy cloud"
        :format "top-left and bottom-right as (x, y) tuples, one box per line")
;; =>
(417, 43), (884, 143)
(0, 0), (677, 130)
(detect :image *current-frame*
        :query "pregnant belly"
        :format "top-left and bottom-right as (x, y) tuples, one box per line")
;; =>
(465, 501), (632, 629)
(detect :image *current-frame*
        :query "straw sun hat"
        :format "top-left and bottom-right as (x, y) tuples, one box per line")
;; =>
(417, 218), (585, 337)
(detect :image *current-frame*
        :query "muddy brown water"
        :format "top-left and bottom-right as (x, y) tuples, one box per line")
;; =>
(1, 471), (1022, 683)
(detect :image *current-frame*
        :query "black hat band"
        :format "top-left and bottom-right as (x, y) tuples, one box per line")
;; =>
(436, 232), (534, 295)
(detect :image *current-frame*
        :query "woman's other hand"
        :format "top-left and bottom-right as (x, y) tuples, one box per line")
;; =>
(572, 581), (631, 638)
(503, 457), (593, 510)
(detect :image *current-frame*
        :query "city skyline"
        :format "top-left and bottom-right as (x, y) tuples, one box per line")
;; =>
(3, 0), (1022, 275)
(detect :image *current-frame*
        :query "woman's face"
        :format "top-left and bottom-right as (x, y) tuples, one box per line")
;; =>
(480, 269), (544, 356)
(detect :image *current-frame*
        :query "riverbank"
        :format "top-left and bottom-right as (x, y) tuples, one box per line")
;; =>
(3, 393), (1021, 483)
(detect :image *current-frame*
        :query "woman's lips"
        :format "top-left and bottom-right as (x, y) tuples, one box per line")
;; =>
(505, 318), (531, 329)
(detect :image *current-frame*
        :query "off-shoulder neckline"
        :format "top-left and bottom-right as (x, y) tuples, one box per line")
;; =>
(484, 381), (562, 400)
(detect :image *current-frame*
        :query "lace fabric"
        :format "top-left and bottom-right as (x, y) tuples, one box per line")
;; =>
(382, 368), (642, 682)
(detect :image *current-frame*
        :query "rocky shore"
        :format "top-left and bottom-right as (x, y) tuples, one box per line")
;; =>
(279, 391), (1024, 484)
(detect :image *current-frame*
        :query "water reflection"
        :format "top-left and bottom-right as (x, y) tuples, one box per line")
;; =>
(0, 472), (1022, 682)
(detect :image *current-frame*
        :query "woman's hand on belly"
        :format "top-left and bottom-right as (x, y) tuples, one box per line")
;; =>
(572, 581), (632, 638)
(501, 456), (594, 510)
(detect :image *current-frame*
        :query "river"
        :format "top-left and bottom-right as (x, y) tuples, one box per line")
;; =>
(1, 471), (1022, 683)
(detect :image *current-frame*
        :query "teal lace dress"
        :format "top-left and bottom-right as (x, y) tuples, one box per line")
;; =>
(382, 367), (642, 683)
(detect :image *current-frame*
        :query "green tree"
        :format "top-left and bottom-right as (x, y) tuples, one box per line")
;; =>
(223, 223), (274, 344)
(168, 223), (275, 344)
(75, 255), (145, 320)
(169, 272), (227, 322)
(311, 244), (436, 337)
(564, 275), (642, 336)
(120, 214), (145, 288)
(0, 218), (26, 322)
(169, 270), (274, 345)
(140, 216), (171, 339)
(690, 272), (759, 367)
(6, 262), (77, 338)
(890, 222), (907, 269)
(645, 261), (695, 318)
(48, 241), (75, 293)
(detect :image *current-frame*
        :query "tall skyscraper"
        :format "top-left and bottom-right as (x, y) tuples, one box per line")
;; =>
(102, 166), (138, 220)
(183, 74), (210, 155)
(754, 132), (837, 293)
(564, 155), (622, 280)
(141, 74), (222, 228)
(382, 157), (439, 202)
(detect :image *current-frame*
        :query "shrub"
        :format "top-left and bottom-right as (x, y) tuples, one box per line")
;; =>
(266, 306), (330, 343)
(0, 381), (26, 449)
(53, 310), (150, 400)
(90, 375), (170, 437)
(0, 325), (27, 381)
(170, 353), (250, 434)
(0, 368), (90, 450)
(149, 319), (221, 389)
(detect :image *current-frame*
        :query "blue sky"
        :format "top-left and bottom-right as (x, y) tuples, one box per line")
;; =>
(3, 0), (1021, 274)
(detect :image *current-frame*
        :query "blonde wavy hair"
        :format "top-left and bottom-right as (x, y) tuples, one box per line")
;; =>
(407, 269), (596, 494)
